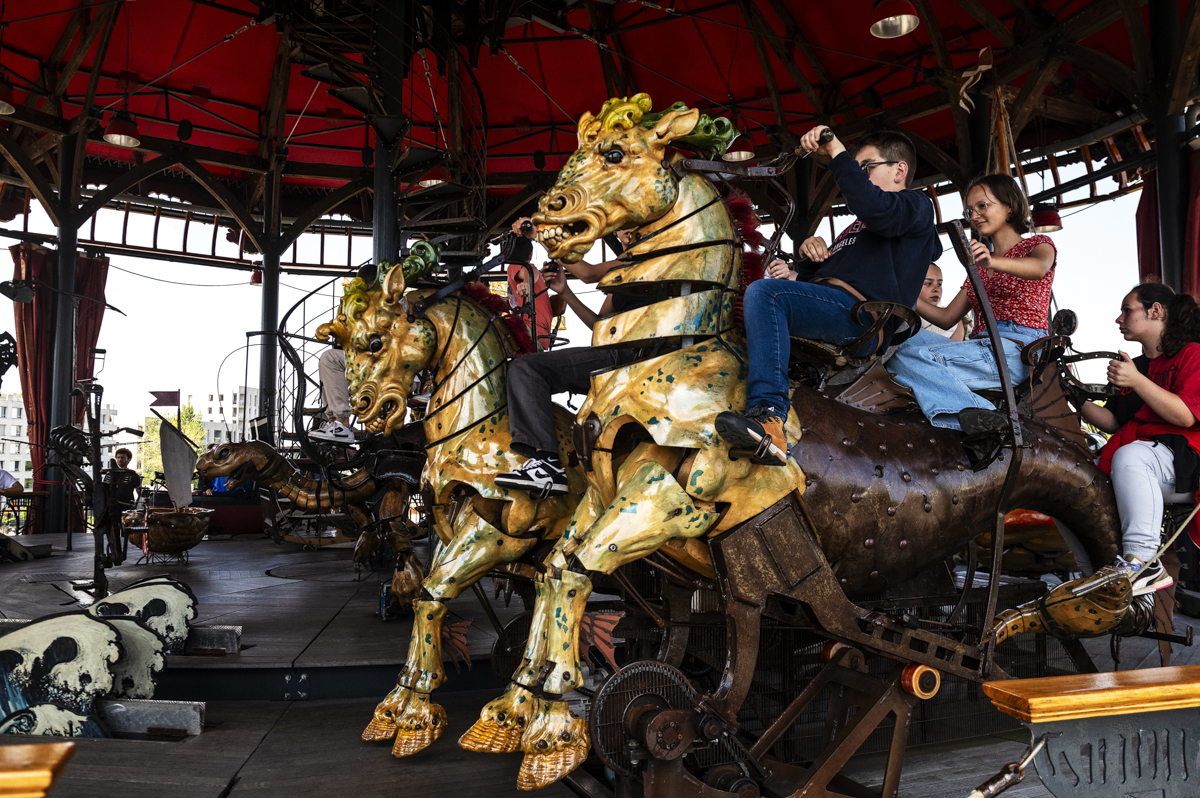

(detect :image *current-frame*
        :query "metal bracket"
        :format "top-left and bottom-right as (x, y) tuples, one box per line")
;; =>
(282, 671), (309, 701)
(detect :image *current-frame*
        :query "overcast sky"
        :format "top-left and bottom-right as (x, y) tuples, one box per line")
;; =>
(0, 170), (1144, 453)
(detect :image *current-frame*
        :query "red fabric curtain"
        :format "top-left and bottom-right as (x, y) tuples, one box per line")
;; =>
(1136, 169), (1160, 282)
(72, 252), (109, 423)
(10, 244), (54, 521)
(9, 244), (109, 534)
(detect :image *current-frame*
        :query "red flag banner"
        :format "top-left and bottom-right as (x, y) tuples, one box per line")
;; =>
(149, 390), (180, 407)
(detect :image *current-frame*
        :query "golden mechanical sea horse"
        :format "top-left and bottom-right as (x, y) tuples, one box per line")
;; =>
(314, 244), (586, 759)
(458, 94), (1126, 791)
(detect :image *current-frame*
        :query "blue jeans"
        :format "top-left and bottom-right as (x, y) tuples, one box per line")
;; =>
(889, 320), (1046, 430)
(743, 279), (874, 416)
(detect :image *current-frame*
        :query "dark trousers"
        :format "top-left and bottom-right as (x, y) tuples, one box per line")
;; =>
(507, 346), (640, 456)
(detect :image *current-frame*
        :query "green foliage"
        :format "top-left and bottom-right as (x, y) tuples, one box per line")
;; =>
(139, 404), (207, 484)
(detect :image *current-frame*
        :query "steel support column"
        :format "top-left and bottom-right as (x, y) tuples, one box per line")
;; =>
(47, 134), (78, 537)
(1151, 0), (1187, 290)
(372, 1), (406, 265)
(258, 159), (282, 435)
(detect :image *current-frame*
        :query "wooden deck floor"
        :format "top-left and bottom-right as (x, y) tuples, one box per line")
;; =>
(0, 532), (1195, 797)
(0, 533), (523, 672)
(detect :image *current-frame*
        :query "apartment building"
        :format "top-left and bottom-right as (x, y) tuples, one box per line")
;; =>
(0, 394), (121, 487)
(187, 386), (262, 446)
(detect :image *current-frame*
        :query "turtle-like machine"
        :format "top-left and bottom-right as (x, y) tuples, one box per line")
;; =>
(323, 95), (1161, 797)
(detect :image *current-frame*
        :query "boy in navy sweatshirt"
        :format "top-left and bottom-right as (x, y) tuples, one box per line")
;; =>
(717, 126), (942, 465)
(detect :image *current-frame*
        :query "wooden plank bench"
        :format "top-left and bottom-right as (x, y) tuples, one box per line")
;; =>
(983, 666), (1200, 798)
(0, 742), (74, 797)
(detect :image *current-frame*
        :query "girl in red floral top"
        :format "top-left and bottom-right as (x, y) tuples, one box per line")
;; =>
(891, 174), (1056, 432)
(1079, 283), (1200, 596)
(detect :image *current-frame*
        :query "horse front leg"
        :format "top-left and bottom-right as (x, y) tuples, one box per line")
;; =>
(362, 500), (536, 756)
(515, 457), (719, 790)
(460, 488), (609, 761)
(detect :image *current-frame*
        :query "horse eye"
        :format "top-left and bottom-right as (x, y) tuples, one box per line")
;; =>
(604, 148), (624, 165)
(368, 336), (383, 353)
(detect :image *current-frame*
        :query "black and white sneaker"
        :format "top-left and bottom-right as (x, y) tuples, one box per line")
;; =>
(1092, 558), (1173, 596)
(310, 420), (356, 444)
(495, 457), (569, 497)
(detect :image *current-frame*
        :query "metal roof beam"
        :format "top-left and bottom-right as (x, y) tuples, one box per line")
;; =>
(179, 157), (263, 253)
(738, 0), (825, 119)
(912, 0), (973, 182)
(76, 154), (184, 222)
(0, 125), (60, 226)
(956, 0), (1016, 47)
(1168, 0), (1200, 114)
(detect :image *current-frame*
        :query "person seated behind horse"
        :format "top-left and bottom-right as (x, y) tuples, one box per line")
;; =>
(494, 223), (644, 496)
(769, 259), (966, 340)
(1077, 283), (1200, 597)
(918, 263), (966, 340)
(504, 218), (556, 349)
(716, 126), (942, 465)
(888, 174), (1055, 434)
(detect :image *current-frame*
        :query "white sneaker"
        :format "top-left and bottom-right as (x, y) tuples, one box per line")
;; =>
(310, 420), (356, 444)
(495, 457), (569, 497)
(1097, 557), (1174, 596)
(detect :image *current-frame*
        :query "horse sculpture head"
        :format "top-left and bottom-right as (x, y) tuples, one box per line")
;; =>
(316, 243), (441, 436)
(534, 93), (737, 263)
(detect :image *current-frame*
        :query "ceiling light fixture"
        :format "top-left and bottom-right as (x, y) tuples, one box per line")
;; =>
(870, 0), (920, 38)
(103, 110), (141, 148)
(723, 135), (756, 162)
(1031, 203), (1063, 233)
(418, 165), (450, 189)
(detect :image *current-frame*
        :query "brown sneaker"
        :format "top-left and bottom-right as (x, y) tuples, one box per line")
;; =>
(716, 409), (789, 466)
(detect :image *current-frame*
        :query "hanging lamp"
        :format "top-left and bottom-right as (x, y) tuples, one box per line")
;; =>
(1031, 203), (1063, 233)
(723, 135), (756, 162)
(418, 165), (450, 188)
(103, 110), (141, 148)
(870, 0), (920, 38)
(0, 81), (14, 116)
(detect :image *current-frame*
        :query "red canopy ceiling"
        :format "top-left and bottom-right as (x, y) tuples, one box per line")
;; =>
(0, 1), (1181, 211)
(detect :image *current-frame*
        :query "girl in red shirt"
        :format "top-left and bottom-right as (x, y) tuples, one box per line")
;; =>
(890, 174), (1056, 432)
(1082, 283), (1200, 595)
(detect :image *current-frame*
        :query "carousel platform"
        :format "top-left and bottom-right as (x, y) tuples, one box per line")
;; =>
(0, 532), (1195, 797)
(0, 533), (524, 701)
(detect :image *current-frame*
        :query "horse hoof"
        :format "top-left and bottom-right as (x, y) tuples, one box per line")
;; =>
(362, 685), (406, 741)
(390, 721), (445, 757)
(459, 683), (539, 753)
(387, 692), (447, 757)
(459, 717), (525, 753)
(362, 716), (398, 741)
(516, 698), (588, 790)
(517, 745), (588, 791)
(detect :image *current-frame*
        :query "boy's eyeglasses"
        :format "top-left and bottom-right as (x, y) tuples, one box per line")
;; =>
(963, 199), (996, 220)
(859, 160), (900, 174)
